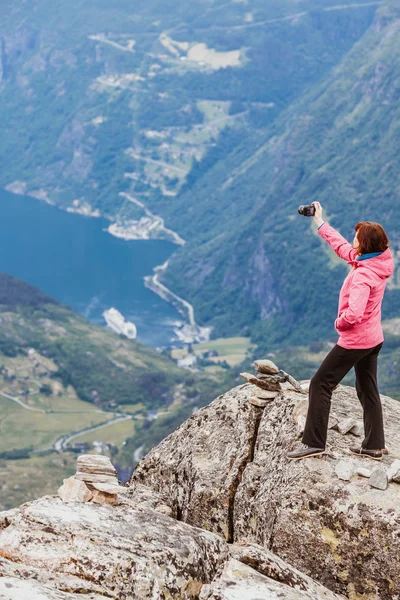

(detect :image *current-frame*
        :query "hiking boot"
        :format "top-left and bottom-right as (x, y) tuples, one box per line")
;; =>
(286, 444), (326, 461)
(349, 447), (383, 461)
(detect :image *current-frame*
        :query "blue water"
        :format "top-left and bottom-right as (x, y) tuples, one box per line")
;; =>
(0, 190), (182, 346)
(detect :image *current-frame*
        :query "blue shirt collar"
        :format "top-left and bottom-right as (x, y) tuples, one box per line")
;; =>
(356, 251), (383, 262)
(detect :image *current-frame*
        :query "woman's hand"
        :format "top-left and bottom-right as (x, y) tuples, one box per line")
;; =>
(312, 201), (324, 227)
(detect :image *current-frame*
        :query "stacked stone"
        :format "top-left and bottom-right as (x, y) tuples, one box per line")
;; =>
(58, 454), (125, 505)
(240, 359), (307, 407)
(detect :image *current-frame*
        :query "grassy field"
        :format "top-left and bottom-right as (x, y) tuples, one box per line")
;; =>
(0, 453), (77, 510)
(71, 418), (136, 446)
(0, 396), (114, 452)
(172, 336), (255, 367)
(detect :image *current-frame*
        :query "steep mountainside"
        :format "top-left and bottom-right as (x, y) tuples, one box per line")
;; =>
(0, 274), (232, 509)
(0, 1), (398, 349)
(163, 1), (400, 346)
(0, 1), (376, 220)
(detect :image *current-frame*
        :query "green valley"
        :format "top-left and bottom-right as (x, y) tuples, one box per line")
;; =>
(0, 274), (234, 508)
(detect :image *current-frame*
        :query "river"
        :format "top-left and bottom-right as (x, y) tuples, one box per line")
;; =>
(0, 189), (182, 347)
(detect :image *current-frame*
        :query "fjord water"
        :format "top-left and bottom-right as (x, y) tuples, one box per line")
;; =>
(0, 190), (181, 346)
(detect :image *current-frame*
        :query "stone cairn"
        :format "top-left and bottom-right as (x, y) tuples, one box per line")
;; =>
(240, 358), (307, 407)
(58, 454), (125, 505)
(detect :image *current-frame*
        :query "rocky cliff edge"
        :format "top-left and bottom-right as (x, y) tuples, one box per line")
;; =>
(0, 381), (398, 599)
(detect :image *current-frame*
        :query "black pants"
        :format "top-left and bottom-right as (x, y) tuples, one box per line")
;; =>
(302, 342), (384, 450)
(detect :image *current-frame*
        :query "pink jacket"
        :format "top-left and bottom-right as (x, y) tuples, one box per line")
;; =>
(318, 222), (394, 349)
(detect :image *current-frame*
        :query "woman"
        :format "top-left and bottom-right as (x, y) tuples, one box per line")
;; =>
(287, 201), (394, 461)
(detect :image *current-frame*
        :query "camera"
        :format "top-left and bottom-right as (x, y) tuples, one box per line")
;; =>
(298, 204), (316, 217)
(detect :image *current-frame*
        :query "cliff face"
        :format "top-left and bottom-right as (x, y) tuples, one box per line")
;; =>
(0, 382), (399, 599)
(132, 382), (400, 599)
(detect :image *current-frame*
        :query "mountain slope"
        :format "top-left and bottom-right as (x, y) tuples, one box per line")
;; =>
(162, 1), (400, 346)
(0, 1), (377, 222)
(0, 273), (233, 508)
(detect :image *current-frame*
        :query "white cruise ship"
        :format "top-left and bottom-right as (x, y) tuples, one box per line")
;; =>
(103, 308), (137, 339)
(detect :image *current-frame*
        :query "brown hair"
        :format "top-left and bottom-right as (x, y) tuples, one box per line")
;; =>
(354, 222), (390, 255)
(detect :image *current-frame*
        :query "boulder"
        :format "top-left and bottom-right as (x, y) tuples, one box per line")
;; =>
(0, 577), (105, 599)
(0, 495), (228, 599)
(0, 493), (344, 599)
(199, 559), (344, 600)
(132, 385), (263, 541)
(133, 383), (400, 599)
(229, 543), (343, 599)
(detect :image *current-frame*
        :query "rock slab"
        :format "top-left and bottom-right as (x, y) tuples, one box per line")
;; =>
(0, 496), (228, 599)
(199, 559), (343, 600)
(133, 384), (400, 599)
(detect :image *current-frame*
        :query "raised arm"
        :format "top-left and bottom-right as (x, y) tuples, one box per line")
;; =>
(312, 202), (357, 263)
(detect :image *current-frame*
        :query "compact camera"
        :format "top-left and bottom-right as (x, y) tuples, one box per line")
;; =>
(298, 204), (316, 217)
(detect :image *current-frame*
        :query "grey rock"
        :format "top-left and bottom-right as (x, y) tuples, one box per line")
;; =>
(58, 477), (93, 503)
(334, 460), (354, 481)
(133, 386), (263, 540)
(229, 543), (343, 599)
(90, 488), (118, 504)
(369, 468), (388, 490)
(120, 482), (173, 516)
(240, 372), (282, 391)
(279, 369), (308, 394)
(356, 467), (372, 478)
(292, 398), (308, 423)
(0, 577), (104, 599)
(296, 415), (306, 436)
(75, 453), (118, 485)
(0, 496), (228, 599)
(89, 481), (125, 494)
(386, 459), (400, 483)
(252, 389), (278, 400)
(199, 559), (344, 600)
(253, 359), (279, 375)
(337, 417), (357, 435)
(133, 383), (400, 598)
(350, 421), (364, 437)
(249, 396), (271, 408)
(328, 415), (339, 429)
